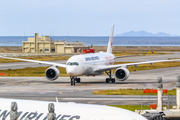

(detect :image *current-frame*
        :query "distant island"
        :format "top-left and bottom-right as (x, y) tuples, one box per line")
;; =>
(116, 31), (171, 37)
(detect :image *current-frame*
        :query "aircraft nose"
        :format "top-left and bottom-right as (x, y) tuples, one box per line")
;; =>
(66, 67), (76, 76)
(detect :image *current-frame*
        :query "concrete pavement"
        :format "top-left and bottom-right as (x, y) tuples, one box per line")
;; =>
(0, 66), (179, 105)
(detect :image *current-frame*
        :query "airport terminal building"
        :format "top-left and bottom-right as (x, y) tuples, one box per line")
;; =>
(22, 33), (90, 54)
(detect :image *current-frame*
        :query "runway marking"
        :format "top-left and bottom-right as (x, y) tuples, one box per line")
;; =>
(88, 102), (95, 104)
(0, 90), (58, 93)
(60, 98), (159, 101)
(57, 85), (69, 86)
(77, 85), (95, 86)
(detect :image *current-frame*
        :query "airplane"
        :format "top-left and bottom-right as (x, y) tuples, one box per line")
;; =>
(0, 98), (147, 120)
(1, 24), (180, 86)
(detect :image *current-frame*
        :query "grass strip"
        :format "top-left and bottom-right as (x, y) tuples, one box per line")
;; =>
(93, 89), (176, 95)
(114, 52), (171, 57)
(109, 105), (173, 112)
(0, 67), (68, 77)
(0, 56), (70, 63)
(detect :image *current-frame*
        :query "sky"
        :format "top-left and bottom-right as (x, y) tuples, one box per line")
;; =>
(0, 0), (180, 36)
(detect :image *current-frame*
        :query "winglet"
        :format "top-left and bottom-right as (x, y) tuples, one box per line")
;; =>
(107, 24), (114, 53)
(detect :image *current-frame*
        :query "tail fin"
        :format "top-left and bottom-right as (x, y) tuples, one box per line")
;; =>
(107, 24), (114, 53)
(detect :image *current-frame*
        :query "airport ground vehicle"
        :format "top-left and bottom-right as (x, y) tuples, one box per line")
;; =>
(83, 49), (95, 53)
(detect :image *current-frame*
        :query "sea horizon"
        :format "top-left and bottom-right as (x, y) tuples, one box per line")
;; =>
(0, 36), (180, 46)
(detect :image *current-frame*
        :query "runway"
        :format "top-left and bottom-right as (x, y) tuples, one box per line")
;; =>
(0, 66), (179, 105)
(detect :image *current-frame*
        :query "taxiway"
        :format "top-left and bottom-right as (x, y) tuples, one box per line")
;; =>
(0, 66), (179, 105)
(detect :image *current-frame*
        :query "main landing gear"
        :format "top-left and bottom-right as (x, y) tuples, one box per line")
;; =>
(105, 70), (115, 83)
(70, 76), (81, 86)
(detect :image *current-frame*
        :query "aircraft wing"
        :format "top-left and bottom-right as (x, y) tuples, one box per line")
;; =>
(95, 59), (180, 71)
(0, 55), (66, 68)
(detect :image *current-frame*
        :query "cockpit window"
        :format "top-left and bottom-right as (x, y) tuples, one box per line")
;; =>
(67, 62), (79, 66)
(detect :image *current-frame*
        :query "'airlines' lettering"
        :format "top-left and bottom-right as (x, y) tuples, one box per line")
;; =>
(60, 115), (71, 120)
(36, 113), (43, 119)
(26, 112), (37, 119)
(20, 112), (29, 120)
(0, 110), (10, 120)
(56, 114), (62, 119)
(69, 116), (81, 120)
(0, 109), (80, 120)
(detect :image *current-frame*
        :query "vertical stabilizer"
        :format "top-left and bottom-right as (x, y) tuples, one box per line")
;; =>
(107, 24), (114, 53)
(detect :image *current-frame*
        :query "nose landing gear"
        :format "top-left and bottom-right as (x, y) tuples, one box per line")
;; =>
(70, 77), (81, 86)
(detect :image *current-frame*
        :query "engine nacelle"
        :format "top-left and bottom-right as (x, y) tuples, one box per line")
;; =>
(45, 66), (60, 81)
(115, 68), (129, 81)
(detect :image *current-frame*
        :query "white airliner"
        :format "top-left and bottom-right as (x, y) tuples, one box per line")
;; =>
(1, 24), (180, 86)
(0, 98), (147, 120)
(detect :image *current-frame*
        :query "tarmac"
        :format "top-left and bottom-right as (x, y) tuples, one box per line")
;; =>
(0, 66), (179, 105)
(0, 52), (180, 105)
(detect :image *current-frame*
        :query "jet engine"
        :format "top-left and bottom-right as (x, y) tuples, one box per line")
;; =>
(45, 66), (60, 81)
(115, 68), (129, 81)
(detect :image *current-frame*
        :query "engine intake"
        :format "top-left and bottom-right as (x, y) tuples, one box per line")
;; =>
(45, 66), (60, 81)
(115, 68), (129, 81)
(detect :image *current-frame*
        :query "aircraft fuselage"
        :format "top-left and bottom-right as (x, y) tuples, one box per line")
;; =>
(66, 52), (115, 76)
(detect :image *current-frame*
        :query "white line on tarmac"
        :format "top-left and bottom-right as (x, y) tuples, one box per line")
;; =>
(60, 98), (160, 101)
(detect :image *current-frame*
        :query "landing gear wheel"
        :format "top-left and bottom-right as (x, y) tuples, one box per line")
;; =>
(70, 77), (76, 86)
(77, 78), (81, 83)
(71, 79), (73, 86)
(112, 78), (115, 83)
(106, 78), (110, 83)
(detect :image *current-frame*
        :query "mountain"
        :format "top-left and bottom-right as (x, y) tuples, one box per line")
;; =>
(116, 31), (171, 37)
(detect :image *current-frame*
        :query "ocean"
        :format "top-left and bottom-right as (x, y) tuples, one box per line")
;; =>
(0, 36), (180, 46)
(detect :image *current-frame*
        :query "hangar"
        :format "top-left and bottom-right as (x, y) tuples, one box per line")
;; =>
(22, 33), (90, 54)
